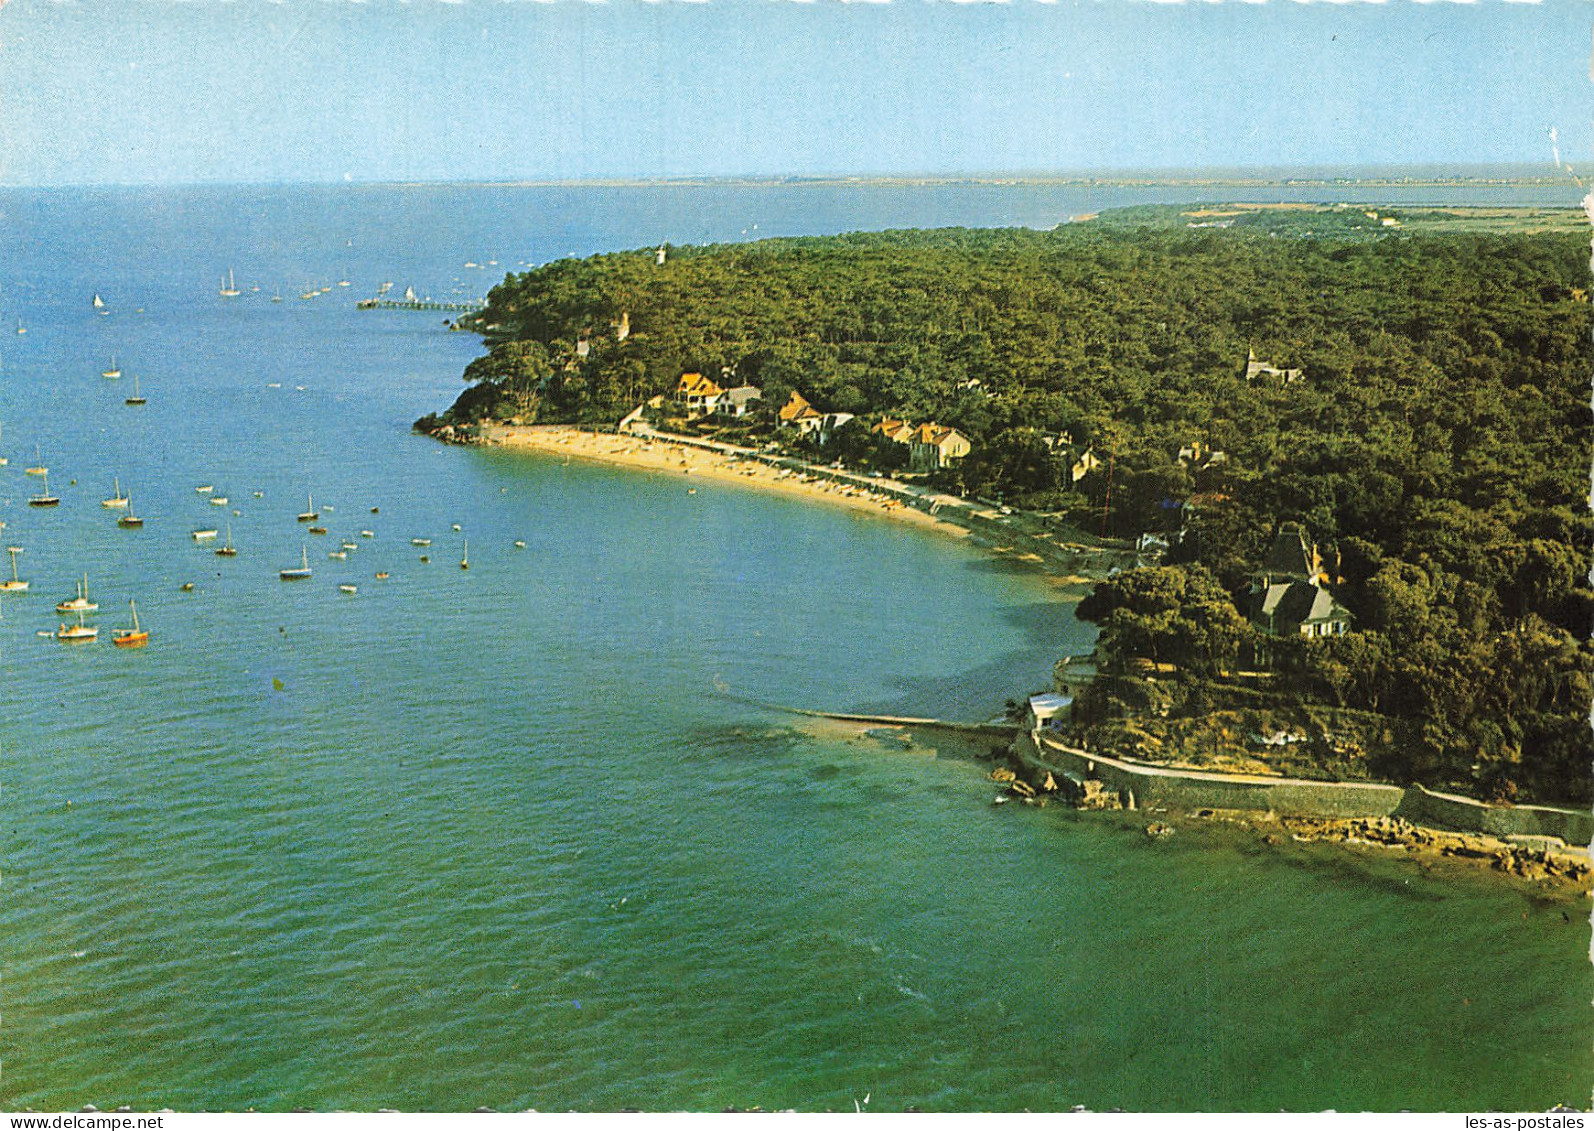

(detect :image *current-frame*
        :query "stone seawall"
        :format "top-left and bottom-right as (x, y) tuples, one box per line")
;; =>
(1393, 785), (1593, 845)
(1020, 731), (1592, 844)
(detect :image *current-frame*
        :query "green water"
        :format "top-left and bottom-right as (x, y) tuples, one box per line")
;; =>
(1, 183), (1588, 1111)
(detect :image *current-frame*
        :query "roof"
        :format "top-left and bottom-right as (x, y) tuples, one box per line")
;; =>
(1028, 693), (1072, 720)
(678, 372), (724, 398)
(912, 423), (967, 447)
(1251, 580), (1352, 630)
(722, 385), (763, 407)
(778, 390), (814, 422)
(1263, 525), (1317, 581)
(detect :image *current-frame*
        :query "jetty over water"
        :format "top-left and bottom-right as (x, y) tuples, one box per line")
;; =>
(356, 297), (486, 313)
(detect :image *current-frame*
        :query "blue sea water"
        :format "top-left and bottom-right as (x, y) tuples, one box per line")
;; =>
(0, 180), (1588, 1112)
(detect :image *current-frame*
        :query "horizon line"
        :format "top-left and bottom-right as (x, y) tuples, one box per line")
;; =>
(0, 161), (1569, 193)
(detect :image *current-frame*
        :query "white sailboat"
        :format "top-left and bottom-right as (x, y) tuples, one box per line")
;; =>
(55, 575), (98, 615)
(102, 477), (129, 508)
(57, 609), (97, 642)
(93, 293), (108, 314)
(219, 268), (241, 298)
(102, 356), (121, 379)
(2, 546), (27, 592)
(280, 546), (313, 580)
(297, 494), (318, 522)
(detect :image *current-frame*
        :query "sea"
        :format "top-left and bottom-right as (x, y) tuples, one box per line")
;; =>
(1, 175), (1588, 1113)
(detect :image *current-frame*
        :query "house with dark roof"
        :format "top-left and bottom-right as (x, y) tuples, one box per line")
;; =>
(1246, 524), (1352, 639)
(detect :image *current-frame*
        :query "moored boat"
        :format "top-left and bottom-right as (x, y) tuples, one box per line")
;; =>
(112, 600), (150, 648)
(29, 470), (60, 507)
(55, 575), (98, 615)
(280, 546), (312, 580)
(57, 610), (97, 642)
(1, 547), (27, 592)
(102, 478), (129, 508)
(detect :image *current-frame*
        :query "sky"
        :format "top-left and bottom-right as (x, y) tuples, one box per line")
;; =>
(0, 0), (1585, 186)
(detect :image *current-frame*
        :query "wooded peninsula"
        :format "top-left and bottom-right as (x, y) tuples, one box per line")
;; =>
(424, 202), (1592, 806)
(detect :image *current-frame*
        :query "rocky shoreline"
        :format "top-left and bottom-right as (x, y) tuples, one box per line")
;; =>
(988, 762), (1593, 894)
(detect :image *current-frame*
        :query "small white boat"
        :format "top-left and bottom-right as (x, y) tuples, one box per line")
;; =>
(57, 610), (97, 642)
(329, 550), (347, 560)
(451, 523), (461, 532)
(192, 529), (218, 541)
(102, 356), (121, 379)
(15, 318), (25, 335)
(271, 290), (283, 303)
(338, 584), (357, 594)
(25, 445), (46, 476)
(196, 485), (213, 494)
(280, 546), (313, 580)
(513, 540), (526, 549)
(340, 540), (358, 551)
(411, 538), (431, 547)
(55, 575), (98, 615)
(102, 478), (129, 509)
(460, 539), (469, 570)
(209, 496), (229, 506)
(93, 293), (108, 314)
(1, 546), (27, 592)
(359, 530), (374, 539)
(219, 268), (241, 298)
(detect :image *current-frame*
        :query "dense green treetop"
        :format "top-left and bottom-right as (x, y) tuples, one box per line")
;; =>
(434, 205), (1591, 801)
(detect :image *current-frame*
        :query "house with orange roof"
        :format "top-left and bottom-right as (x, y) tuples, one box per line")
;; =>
(676, 372), (726, 417)
(908, 422), (972, 471)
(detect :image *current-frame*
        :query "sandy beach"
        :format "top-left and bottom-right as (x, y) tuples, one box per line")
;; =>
(484, 423), (973, 540)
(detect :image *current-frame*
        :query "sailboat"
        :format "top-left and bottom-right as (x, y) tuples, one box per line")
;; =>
(219, 268), (241, 298)
(102, 477), (130, 508)
(25, 445), (45, 475)
(271, 289), (283, 303)
(112, 600), (150, 648)
(1, 547), (26, 592)
(297, 494), (318, 522)
(15, 317), (25, 335)
(55, 575), (98, 615)
(215, 525), (237, 557)
(57, 609), (97, 642)
(102, 356), (121, 379)
(93, 293), (108, 314)
(28, 469), (59, 507)
(280, 546), (313, 580)
(0, 421), (7, 465)
(125, 375), (146, 405)
(460, 539), (469, 570)
(117, 491), (143, 527)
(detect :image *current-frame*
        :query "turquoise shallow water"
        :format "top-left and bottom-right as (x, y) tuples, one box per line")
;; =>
(1, 184), (1589, 1112)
